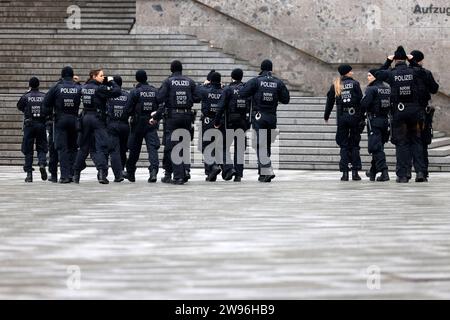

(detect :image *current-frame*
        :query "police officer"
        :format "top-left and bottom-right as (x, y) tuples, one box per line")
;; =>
(239, 60), (290, 182)
(73, 69), (121, 184)
(43, 66), (82, 184)
(151, 60), (201, 185)
(17, 77), (48, 182)
(380, 46), (430, 183)
(409, 50), (440, 181)
(123, 70), (161, 183)
(324, 64), (364, 181)
(197, 71), (235, 181)
(106, 75), (130, 183)
(361, 69), (391, 182)
(214, 68), (252, 182)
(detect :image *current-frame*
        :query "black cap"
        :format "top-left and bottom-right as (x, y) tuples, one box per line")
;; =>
(206, 69), (216, 81)
(113, 75), (122, 87)
(393, 46), (407, 60)
(61, 66), (74, 79)
(231, 68), (243, 81)
(368, 68), (379, 77)
(210, 72), (221, 84)
(135, 70), (147, 83)
(170, 60), (183, 73)
(338, 64), (352, 76)
(261, 59), (273, 72)
(29, 77), (39, 89)
(410, 50), (424, 62)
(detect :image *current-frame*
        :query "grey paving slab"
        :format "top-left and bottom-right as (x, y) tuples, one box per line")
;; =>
(0, 166), (450, 299)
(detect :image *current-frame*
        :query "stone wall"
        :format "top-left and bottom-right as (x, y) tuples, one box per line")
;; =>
(135, 0), (450, 130)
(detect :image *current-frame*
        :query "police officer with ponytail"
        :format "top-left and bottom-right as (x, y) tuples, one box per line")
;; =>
(123, 70), (161, 183)
(361, 69), (391, 182)
(17, 77), (48, 182)
(73, 69), (121, 184)
(324, 64), (363, 181)
(380, 46), (430, 183)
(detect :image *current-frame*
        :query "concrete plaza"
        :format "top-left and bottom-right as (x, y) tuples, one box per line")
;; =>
(0, 166), (449, 299)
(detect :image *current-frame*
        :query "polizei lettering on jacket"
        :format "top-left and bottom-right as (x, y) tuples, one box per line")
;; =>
(61, 88), (79, 94)
(28, 96), (43, 103)
(172, 80), (190, 86)
(81, 88), (95, 95)
(394, 74), (413, 82)
(140, 91), (155, 98)
(260, 81), (277, 88)
(208, 93), (221, 100)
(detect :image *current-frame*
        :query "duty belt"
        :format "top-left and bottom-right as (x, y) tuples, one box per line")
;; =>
(342, 107), (357, 115)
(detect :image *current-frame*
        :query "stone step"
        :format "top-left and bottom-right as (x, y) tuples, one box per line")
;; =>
(0, 34), (195, 40)
(0, 28), (130, 34)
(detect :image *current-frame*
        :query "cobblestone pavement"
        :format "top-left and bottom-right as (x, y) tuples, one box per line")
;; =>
(0, 166), (449, 299)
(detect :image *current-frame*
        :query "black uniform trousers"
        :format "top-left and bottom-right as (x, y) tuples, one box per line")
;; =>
(367, 116), (389, 174)
(126, 118), (160, 174)
(21, 120), (48, 173)
(54, 114), (78, 179)
(164, 112), (192, 181)
(225, 115), (249, 177)
(253, 111), (277, 175)
(391, 105), (425, 178)
(47, 123), (59, 176)
(107, 120), (129, 178)
(74, 112), (109, 172)
(335, 112), (362, 172)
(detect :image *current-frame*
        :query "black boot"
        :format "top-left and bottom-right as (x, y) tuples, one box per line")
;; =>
(184, 169), (191, 182)
(39, 165), (47, 181)
(352, 170), (361, 181)
(171, 178), (185, 185)
(234, 175), (242, 182)
(25, 172), (33, 183)
(123, 171), (135, 182)
(223, 168), (236, 181)
(366, 170), (376, 182)
(73, 171), (80, 184)
(59, 177), (71, 184)
(148, 169), (157, 183)
(377, 169), (390, 182)
(207, 165), (221, 182)
(396, 176), (409, 183)
(415, 172), (427, 183)
(341, 171), (349, 181)
(98, 170), (109, 184)
(161, 172), (172, 184)
(114, 173), (124, 183)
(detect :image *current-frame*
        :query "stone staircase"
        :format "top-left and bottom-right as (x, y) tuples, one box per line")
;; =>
(1, 0), (450, 172)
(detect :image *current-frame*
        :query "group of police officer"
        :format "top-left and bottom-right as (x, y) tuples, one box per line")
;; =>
(325, 46), (439, 183)
(18, 59), (290, 184)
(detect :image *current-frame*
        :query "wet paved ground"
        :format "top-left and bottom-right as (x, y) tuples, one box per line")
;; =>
(0, 166), (449, 299)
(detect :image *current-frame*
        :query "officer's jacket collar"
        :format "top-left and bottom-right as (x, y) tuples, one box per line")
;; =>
(368, 80), (383, 87)
(259, 71), (272, 77)
(341, 76), (354, 81)
(394, 61), (408, 68)
(136, 82), (149, 88)
(29, 88), (40, 92)
(210, 83), (222, 89)
(171, 71), (182, 77)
